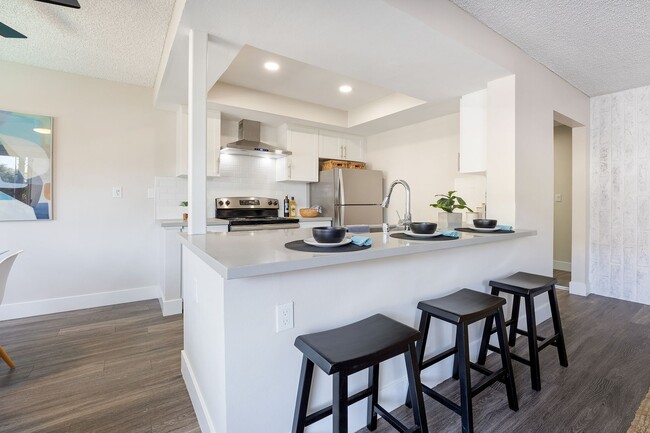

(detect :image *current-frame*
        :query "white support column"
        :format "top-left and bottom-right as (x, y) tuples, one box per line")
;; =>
(188, 29), (208, 234)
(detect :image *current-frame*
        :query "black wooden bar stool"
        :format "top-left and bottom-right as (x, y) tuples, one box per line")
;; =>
(477, 272), (568, 391)
(292, 314), (429, 433)
(406, 289), (518, 433)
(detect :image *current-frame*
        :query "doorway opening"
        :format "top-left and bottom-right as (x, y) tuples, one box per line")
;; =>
(552, 111), (587, 295)
(553, 121), (572, 288)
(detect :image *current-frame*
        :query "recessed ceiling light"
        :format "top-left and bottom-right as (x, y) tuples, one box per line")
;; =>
(33, 128), (51, 134)
(264, 61), (280, 71)
(339, 85), (352, 93)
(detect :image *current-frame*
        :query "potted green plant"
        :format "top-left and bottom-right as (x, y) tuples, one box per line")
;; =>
(180, 201), (188, 221)
(430, 191), (473, 228)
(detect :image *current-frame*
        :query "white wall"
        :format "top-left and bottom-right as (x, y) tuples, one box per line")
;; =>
(590, 87), (650, 305)
(0, 61), (175, 318)
(365, 113), (486, 225)
(554, 125), (573, 267)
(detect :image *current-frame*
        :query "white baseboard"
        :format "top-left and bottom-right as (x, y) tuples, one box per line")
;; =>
(553, 260), (571, 272)
(158, 292), (183, 317)
(569, 281), (589, 296)
(182, 350), (216, 433)
(0, 285), (159, 320)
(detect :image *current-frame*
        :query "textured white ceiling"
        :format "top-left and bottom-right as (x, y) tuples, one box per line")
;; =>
(449, 0), (650, 96)
(0, 0), (175, 87)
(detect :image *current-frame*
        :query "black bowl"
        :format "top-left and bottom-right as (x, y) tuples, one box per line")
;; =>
(312, 226), (346, 243)
(473, 219), (497, 228)
(410, 222), (437, 234)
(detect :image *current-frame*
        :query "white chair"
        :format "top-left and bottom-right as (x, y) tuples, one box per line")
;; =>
(0, 250), (22, 369)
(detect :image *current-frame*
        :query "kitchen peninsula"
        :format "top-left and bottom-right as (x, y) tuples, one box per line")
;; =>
(178, 228), (538, 433)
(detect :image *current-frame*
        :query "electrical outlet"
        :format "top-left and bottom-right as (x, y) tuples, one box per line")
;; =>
(555, 194), (562, 203)
(276, 301), (294, 332)
(112, 186), (123, 198)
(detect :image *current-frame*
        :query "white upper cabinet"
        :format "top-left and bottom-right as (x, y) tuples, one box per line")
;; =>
(176, 108), (221, 177)
(276, 124), (319, 182)
(459, 89), (487, 173)
(318, 130), (366, 162)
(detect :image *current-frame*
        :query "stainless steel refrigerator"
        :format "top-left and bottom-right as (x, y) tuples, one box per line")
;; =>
(310, 168), (383, 226)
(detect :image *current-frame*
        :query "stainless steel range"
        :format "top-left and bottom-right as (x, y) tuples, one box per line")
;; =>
(215, 196), (300, 232)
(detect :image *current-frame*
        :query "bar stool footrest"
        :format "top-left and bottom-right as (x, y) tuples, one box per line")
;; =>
(470, 369), (506, 397)
(421, 346), (456, 370)
(374, 404), (421, 433)
(515, 328), (547, 342)
(537, 333), (560, 351)
(421, 384), (461, 415)
(304, 387), (373, 426)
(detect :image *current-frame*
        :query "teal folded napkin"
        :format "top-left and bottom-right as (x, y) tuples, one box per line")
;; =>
(351, 236), (372, 246)
(497, 225), (513, 231)
(440, 230), (460, 238)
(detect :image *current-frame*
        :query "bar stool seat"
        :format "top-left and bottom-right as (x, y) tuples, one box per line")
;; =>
(293, 314), (429, 433)
(408, 289), (518, 433)
(478, 272), (569, 391)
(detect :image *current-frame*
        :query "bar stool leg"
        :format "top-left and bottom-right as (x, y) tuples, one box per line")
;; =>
(404, 342), (429, 433)
(457, 323), (474, 433)
(452, 328), (461, 380)
(548, 288), (569, 367)
(494, 308), (519, 411)
(367, 365), (379, 430)
(333, 372), (349, 433)
(477, 313), (494, 366)
(292, 356), (315, 433)
(406, 312), (431, 408)
(524, 296), (542, 391)
(507, 294), (521, 347)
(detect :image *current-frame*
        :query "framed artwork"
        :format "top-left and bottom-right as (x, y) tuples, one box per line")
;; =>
(0, 110), (53, 221)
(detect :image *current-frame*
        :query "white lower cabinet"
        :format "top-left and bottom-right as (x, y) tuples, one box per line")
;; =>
(299, 220), (332, 228)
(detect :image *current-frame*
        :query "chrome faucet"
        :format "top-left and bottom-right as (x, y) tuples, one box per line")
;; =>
(381, 179), (412, 230)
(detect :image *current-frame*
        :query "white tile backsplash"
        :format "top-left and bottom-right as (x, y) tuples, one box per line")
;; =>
(155, 154), (308, 220)
(591, 86), (650, 305)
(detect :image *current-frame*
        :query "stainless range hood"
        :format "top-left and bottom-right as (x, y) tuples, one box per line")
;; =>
(221, 119), (291, 158)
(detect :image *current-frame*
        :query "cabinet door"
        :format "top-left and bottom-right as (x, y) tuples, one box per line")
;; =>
(340, 133), (366, 162)
(318, 130), (342, 159)
(175, 108), (221, 177)
(287, 125), (318, 182)
(277, 124), (318, 182)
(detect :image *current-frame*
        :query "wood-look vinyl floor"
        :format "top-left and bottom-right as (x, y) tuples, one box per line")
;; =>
(0, 300), (200, 433)
(357, 291), (650, 433)
(553, 269), (571, 287)
(1, 293), (648, 433)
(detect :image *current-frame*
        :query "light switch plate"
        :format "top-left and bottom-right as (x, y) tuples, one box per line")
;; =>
(112, 187), (123, 198)
(555, 194), (562, 202)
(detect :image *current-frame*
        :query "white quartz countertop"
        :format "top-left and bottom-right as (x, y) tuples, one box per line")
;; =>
(297, 216), (331, 222)
(178, 228), (536, 280)
(156, 218), (229, 228)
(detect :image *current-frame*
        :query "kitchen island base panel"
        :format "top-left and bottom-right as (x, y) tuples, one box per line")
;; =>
(180, 232), (549, 433)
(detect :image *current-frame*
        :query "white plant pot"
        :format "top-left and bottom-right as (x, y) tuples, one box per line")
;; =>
(438, 212), (462, 229)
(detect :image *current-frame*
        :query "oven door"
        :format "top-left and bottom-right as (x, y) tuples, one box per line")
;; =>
(229, 223), (300, 232)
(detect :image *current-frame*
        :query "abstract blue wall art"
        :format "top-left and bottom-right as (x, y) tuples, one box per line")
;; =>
(0, 110), (53, 221)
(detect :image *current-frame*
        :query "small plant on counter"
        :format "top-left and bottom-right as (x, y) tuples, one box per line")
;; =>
(430, 191), (473, 213)
(180, 201), (189, 221)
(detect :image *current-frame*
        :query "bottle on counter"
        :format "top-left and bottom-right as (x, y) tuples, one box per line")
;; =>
(289, 196), (297, 217)
(283, 195), (290, 217)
